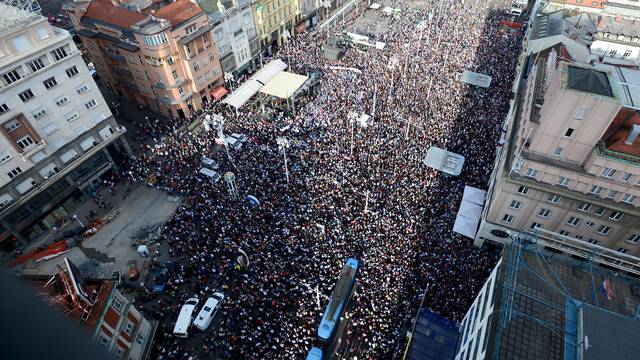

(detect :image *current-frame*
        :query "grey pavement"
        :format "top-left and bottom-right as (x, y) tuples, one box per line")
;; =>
(16, 185), (181, 279)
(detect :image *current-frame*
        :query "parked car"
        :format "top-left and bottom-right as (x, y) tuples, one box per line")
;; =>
(193, 292), (225, 331)
(201, 156), (219, 170)
(173, 298), (199, 338)
(198, 167), (221, 182)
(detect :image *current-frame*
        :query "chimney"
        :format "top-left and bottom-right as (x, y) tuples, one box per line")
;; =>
(625, 124), (640, 145)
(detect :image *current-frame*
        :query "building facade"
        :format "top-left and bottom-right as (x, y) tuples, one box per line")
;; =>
(64, 0), (224, 120)
(199, 0), (259, 76)
(0, 7), (128, 252)
(477, 53), (640, 256)
(251, 0), (298, 51)
(28, 258), (156, 360)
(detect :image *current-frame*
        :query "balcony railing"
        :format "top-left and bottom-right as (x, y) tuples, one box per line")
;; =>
(596, 140), (640, 165)
(157, 91), (193, 105)
(153, 77), (189, 90)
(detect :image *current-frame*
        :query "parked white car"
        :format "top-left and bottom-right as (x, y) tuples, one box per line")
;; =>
(193, 292), (225, 331)
(173, 298), (199, 338)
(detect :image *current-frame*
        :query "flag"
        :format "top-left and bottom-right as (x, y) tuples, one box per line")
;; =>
(601, 278), (615, 301)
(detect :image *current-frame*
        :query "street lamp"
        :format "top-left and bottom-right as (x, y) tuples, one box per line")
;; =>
(208, 113), (234, 167)
(276, 136), (290, 184)
(283, 29), (292, 70)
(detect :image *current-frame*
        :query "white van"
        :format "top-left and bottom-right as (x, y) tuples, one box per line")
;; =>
(173, 298), (199, 338)
(225, 136), (241, 150)
(510, 5), (523, 16)
(198, 167), (221, 182)
(193, 292), (225, 331)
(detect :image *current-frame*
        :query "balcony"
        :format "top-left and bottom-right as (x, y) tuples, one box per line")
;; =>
(153, 77), (189, 90)
(19, 140), (47, 161)
(157, 91), (193, 106)
(596, 140), (640, 165)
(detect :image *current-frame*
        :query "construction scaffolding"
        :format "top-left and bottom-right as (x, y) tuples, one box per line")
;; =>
(490, 231), (640, 360)
(0, 0), (41, 35)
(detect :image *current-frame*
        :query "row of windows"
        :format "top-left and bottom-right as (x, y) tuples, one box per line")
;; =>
(141, 33), (168, 46)
(0, 46), (69, 87)
(10, 66), (79, 105)
(518, 178), (638, 205)
(513, 188), (630, 217)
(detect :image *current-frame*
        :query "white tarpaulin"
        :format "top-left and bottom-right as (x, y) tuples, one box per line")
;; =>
(259, 71), (309, 99)
(453, 186), (487, 239)
(460, 71), (492, 88)
(223, 59), (287, 109)
(423, 146), (465, 176)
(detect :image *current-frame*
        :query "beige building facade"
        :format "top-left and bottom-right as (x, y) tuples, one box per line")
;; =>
(64, 0), (224, 120)
(252, 0), (298, 50)
(477, 54), (640, 256)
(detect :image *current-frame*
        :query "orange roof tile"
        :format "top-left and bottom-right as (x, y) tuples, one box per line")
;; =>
(155, 0), (203, 27)
(84, 0), (146, 29)
(603, 108), (640, 158)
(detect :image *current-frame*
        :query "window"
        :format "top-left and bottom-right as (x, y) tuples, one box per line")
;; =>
(0, 152), (11, 164)
(624, 50), (633, 57)
(3, 69), (22, 85)
(510, 200), (522, 209)
(530, 222), (542, 230)
(84, 99), (97, 110)
(526, 168), (538, 178)
(7, 166), (22, 178)
(172, 70), (179, 80)
(617, 247), (628, 254)
(32, 108), (47, 119)
(594, 207), (606, 216)
(4, 119), (21, 132)
(559, 230), (570, 236)
(18, 89), (34, 102)
(553, 147), (563, 156)
(548, 194), (561, 204)
(574, 107), (587, 120)
(628, 234), (640, 244)
(193, 62), (200, 72)
(589, 185), (603, 195)
(205, 70), (211, 81)
(596, 225), (611, 235)
(76, 84), (89, 94)
(610, 49), (618, 56)
(185, 24), (197, 35)
(141, 33), (168, 46)
(588, 238), (598, 245)
(610, 211), (624, 221)
(502, 214), (514, 224)
(517, 186), (529, 195)
(197, 75), (204, 86)
(607, 190), (618, 199)
(209, 52), (214, 62)
(55, 95), (69, 106)
(601, 167), (616, 178)
(622, 194), (637, 204)
(17, 135), (35, 150)
(567, 216), (581, 226)
(0, 103), (8, 113)
(97, 334), (110, 347)
(558, 176), (571, 187)
(578, 202), (591, 212)
(586, 221), (594, 227)
(42, 76), (57, 89)
(124, 321), (134, 335)
(538, 208), (551, 218)
(29, 58), (45, 72)
(65, 65), (79, 77)
(575, 235), (584, 240)
(51, 46), (68, 61)
(36, 27), (49, 40)
(111, 297), (123, 313)
(11, 35), (31, 52)
(178, 87), (185, 96)
(64, 111), (79, 122)
(136, 334), (144, 345)
(564, 128), (574, 138)
(621, 172), (632, 183)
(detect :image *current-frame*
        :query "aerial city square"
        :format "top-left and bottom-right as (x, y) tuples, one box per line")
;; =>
(2, 0), (640, 359)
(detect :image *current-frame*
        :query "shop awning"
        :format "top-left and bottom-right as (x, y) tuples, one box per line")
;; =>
(452, 186), (487, 239)
(211, 86), (228, 100)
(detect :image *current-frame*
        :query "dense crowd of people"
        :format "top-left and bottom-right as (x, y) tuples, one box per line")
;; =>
(124, 0), (524, 358)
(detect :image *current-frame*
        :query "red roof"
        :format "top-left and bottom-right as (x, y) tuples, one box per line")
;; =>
(155, 0), (202, 27)
(83, 0), (146, 29)
(603, 108), (640, 158)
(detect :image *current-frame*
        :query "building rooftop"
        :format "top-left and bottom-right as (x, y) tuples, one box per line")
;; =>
(580, 303), (640, 360)
(566, 65), (614, 97)
(155, 0), (202, 27)
(486, 240), (640, 360)
(405, 308), (460, 360)
(601, 107), (640, 159)
(83, 0), (146, 30)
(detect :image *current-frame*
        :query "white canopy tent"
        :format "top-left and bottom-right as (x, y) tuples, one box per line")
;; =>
(460, 70), (492, 88)
(423, 146), (465, 176)
(453, 186), (487, 239)
(223, 59), (288, 109)
(259, 72), (309, 99)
